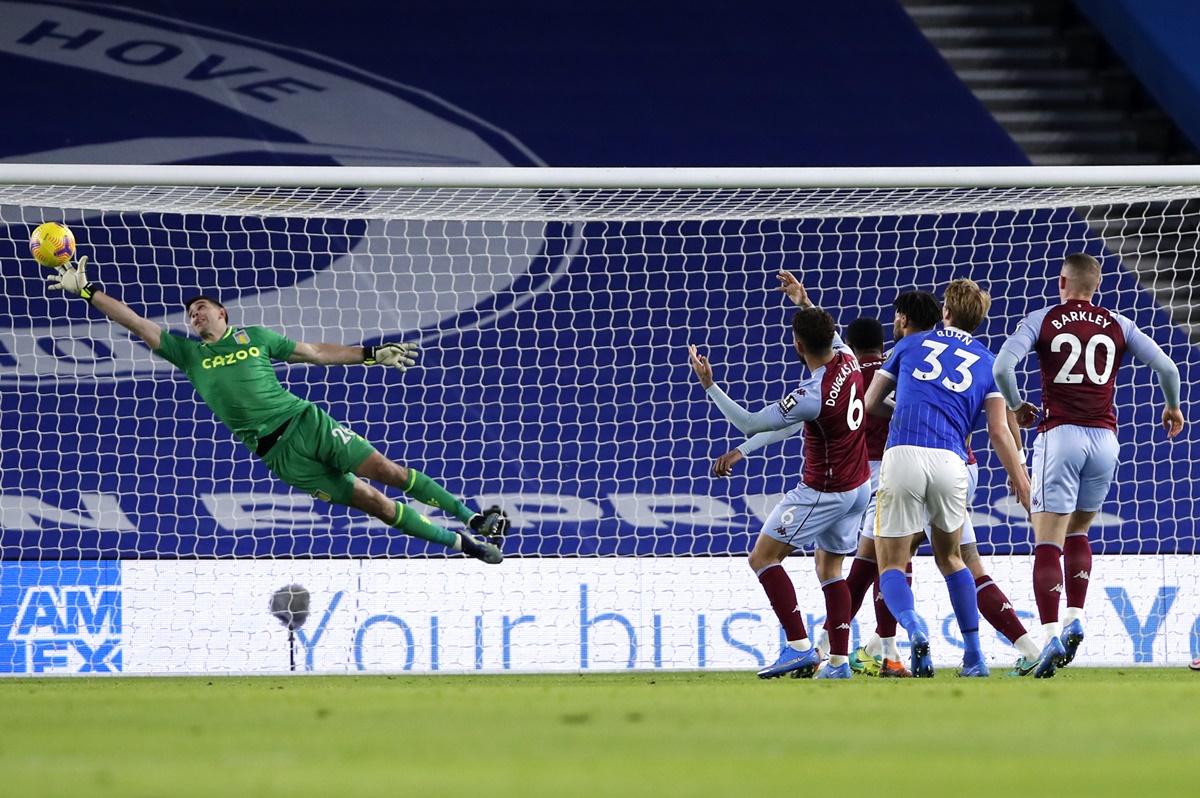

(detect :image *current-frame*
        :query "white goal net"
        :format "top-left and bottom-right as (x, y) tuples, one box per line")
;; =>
(0, 165), (1196, 674)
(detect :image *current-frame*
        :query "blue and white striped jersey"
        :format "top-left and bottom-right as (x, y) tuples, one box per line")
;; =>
(877, 327), (1001, 461)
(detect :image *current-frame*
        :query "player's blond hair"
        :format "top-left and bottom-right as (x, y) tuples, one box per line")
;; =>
(1062, 253), (1101, 295)
(942, 278), (991, 332)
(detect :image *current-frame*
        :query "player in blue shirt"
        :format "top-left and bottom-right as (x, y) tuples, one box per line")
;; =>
(863, 279), (1031, 677)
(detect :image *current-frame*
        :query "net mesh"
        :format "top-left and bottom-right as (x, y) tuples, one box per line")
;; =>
(0, 179), (1196, 672)
(4, 182), (1200, 220)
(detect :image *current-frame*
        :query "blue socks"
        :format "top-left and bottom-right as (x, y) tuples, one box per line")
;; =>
(879, 568), (922, 640)
(946, 567), (983, 666)
(882, 566), (984, 666)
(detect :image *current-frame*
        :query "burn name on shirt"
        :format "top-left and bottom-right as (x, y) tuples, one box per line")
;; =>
(937, 328), (973, 343)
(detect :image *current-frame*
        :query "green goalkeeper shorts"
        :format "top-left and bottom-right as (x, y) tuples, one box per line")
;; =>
(262, 404), (377, 506)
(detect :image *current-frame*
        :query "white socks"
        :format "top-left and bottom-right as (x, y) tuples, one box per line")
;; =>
(1013, 633), (1041, 660)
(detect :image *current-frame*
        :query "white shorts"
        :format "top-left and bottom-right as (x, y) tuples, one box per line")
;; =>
(762, 480), (872, 554)
(859, 460), (882, 540)
(868, 460), (978, 544)
(876, 446), (969, 538)
(960, 462), (979, 546)
(1031, 424), (1120, 514)
(863, 461), (978, 544)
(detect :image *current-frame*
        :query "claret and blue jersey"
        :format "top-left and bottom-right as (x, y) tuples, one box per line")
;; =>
(877, 327), (1002, 461)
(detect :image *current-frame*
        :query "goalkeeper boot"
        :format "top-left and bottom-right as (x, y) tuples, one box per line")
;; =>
(459, 530), (503, 565)
(1059, 619), (1085, 667)
(758, 645), (821, 679)
(879, 658), (912, 678)
(849, 646), (881, 677)
(1034, 636), (1066, 679)
(1007, 655), (1039, 677)
(910, 630), (934, 678)
(814, 662), (852, 680)
(469, 505), (511, 542)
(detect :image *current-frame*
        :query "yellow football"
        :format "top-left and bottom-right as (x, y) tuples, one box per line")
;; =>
(29, 222), (76, 268)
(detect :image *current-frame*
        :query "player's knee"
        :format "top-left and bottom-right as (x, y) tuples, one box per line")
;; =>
(747, 549), (783, 573)
(873, 540), (906, 572)
(1067, 511), (1095, 535)
(368, 457), (409, 487)
(350, 484), (390, 519)
(814, 555), (843, 583)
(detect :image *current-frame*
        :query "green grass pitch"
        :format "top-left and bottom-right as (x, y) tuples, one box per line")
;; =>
(1, 668), (1195, 797)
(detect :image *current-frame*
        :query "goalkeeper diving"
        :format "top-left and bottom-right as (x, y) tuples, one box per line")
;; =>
(47, 257), (508, 563)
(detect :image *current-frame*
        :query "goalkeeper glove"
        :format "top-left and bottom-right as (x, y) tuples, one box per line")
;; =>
(46, 256), (102, 303)
(364, 342), (419, 371)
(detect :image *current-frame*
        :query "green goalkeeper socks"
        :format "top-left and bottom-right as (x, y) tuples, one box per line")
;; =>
(402, 469), (474, 524)
(390, 502), (459, 549)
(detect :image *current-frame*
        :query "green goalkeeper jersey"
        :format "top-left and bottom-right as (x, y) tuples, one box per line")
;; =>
(154, 326), (310, 450)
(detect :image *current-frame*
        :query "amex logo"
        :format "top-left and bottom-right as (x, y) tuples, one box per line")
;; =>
(0, 561), (123, 673)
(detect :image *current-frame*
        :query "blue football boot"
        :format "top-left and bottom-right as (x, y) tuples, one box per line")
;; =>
(814, 662), (853, 680)
(758, 645), (821, 679)
(1034, 636), (1066, 679)
(1060, 620), (1085, 667)
(957, 660), (990, 678)
(910, 630), (934, 678)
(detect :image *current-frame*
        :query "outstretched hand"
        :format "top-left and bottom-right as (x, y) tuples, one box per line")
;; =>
(46, 256), (93, 297)
(688, 344), (714, 389)
(365, 342), (420, 371)
(1163, 406), (1185, 438)
(776, 270), (812, 308)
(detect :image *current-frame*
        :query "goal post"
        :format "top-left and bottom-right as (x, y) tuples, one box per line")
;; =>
(0, 165), (1196, 674)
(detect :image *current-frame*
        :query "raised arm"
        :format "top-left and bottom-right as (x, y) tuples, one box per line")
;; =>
(49, 257), (162, 349)
(688, 344), (818, 435)
(704, 383), (798, 435)
(289, 341), (419, 370)
(289, 342), (365, 366)
(777, 270), (849, 353)
(777, 270), (814, 309)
